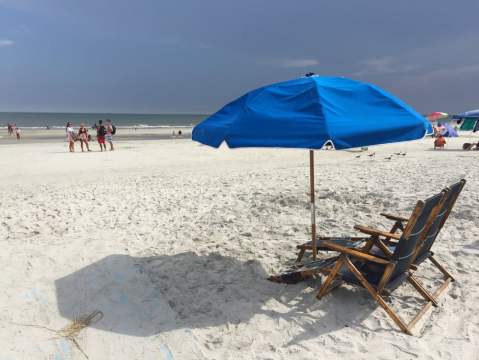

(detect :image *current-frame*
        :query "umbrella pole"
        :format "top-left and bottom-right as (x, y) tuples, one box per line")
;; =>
(309, 150), (317, 260)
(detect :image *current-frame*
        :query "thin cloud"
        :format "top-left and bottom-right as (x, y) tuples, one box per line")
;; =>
(357, 57), (395, 75)
(354, 56), (417, 76)
(0, 39), (14, 47)
(257, 58), (320, 68)
(422, 63), (479, 78)
(278, 59), (319, 68)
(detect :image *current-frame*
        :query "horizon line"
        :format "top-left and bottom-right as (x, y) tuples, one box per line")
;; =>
(0, 110), (210, 115)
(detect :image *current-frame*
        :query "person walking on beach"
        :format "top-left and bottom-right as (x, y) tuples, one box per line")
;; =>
(15, 126), (21, 140)
(105, 119), (115, 151)
(66, 122), (75, 152)
(7, 123), (13, 136)
(434, 134), (446, 149)
(97, 120), (107, 152)
(77, 123), (91, 152)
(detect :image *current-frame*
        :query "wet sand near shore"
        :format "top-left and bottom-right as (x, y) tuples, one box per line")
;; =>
(0, 127), (192, 144)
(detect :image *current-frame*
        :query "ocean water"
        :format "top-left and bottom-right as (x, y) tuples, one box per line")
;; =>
(0, 112), (208, 129)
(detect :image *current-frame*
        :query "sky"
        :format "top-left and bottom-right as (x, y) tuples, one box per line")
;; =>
(0, 0), (478, 114)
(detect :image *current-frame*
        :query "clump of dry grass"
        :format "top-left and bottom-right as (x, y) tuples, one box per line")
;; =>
(58, 310), (103, 339)
(13, 310), (104, 359)
(56, 310), (103, 359)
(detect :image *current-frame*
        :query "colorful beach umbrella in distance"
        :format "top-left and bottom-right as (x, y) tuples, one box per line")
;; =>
(427, 112), (449, 121)
(192, 75), (432, 260)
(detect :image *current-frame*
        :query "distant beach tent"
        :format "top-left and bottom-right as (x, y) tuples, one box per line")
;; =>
(438, 122), (458, 137)
(454, 109), (479, 118)
(193, 75), (432, 259)
(454, 109), (479, 131)
(460, 118), (478, 131)
(427, 112), (448, 122)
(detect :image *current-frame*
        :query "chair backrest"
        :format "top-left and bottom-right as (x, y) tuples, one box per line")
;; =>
(389, 191), (446, 278)
(415, 179), (466, 257)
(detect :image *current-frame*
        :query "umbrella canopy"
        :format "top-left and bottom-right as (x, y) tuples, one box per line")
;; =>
(427, 111), (449, 121)
(193, 75), (432, 260)
(193, 76), (432, 149)
(454, 109), (479, 119)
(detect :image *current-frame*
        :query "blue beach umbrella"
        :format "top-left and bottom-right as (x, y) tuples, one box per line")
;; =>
(193, 75), (432, 259)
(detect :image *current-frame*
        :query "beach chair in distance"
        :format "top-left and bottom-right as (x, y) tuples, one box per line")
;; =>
(316, 191), (446, 335)
(379, 179), (466, 297)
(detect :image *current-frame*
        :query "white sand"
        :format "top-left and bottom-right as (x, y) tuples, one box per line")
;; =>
(0, 135), (478, 359)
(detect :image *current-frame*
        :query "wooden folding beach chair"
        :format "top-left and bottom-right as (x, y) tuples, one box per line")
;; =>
(280, 190), (443, 285)
(316, 191), (446, 335)
(295, 180), (465, 263)
(378, 179), (466, 298)
(295, 220), (405, 263)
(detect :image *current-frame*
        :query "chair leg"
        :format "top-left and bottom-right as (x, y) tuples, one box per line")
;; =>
(408, 274), (438, 307)
(375, 239), (393, 257)
(315, 278), (344, 299)
(359, 237), (376, 253)
(316, 256), (345, 300)
(431, 277), (452, 300)
(428, 255), (455, 282)
(407, 300), (434, 331)
(296, 248), (306, 263)
(344, 257), (412, 335)
(408, 255), (455, 308)
(407, 276), (452, 331)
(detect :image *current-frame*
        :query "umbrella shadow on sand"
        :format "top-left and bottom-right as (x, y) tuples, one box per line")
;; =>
(55, 251), (379, 342)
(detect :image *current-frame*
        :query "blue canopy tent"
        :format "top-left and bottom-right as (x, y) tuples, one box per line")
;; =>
(454, 109), (479, 118)
(193, 76), (432, 259)
(454, 110), (479, 132)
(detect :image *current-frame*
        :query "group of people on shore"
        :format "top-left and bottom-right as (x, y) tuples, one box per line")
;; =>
(6, 123), (21, 139)
(66, 119), (116, 153)
(433, 121), (479, 150)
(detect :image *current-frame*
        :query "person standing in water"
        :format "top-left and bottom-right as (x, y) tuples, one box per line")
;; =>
(96, 120), (107, 152)
(66, 122), (75, 152)
(105, 119), (115, 151)
(77, 123), (91, 152)
(15, 126), (21, 140)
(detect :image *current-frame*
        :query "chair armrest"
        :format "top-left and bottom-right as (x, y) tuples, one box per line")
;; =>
(354, 225), (401, 240)
(380, 213), (409, 222)
(317, 236), (370, 242)
(296, 236), (369, 250)
(320, 240), (392, 265)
